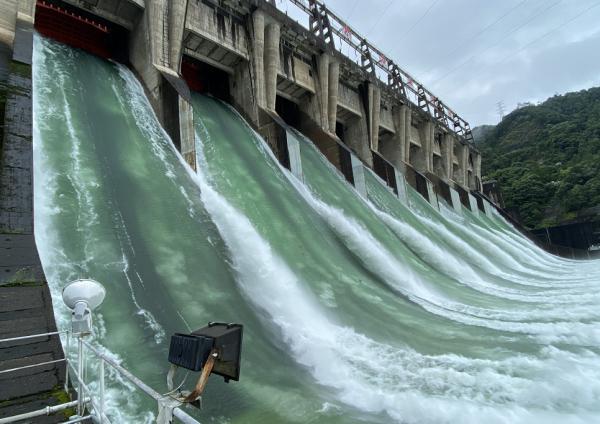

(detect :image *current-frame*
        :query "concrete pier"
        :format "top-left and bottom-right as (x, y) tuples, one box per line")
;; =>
(440, 133), (453, 181)
(450, 187), (463, 213)
(179, 97), (196, 169)
(483, 198), (494, 218)
(317, 52), (330, 129)
(394, 168), (409, 204)
(264, 22), (280, 111)
(286, 134), (303, 181)
(468, 193), (480, 216)
(129, 0), (197, 170)
(351, 154), (367, 198)
(378, 106), (405, 169)
(252, 10), (266, 109)
(367, 83), (381, 151)
(426, 180), (439, 210)
(327, 60), (339, 133)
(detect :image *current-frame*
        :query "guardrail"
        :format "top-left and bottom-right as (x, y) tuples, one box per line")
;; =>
(0, 332), (201, 424)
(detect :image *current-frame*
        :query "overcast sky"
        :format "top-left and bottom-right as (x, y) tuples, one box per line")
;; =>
(278, 0), (600, 126)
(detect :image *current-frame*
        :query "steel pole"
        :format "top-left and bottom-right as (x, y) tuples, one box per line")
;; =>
(99, 359), (105, 423)
(64, 330), (71, 393)
(77, 335), (84, 416)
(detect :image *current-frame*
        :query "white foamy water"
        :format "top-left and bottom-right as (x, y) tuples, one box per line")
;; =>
(191, 131), (600, 424)
(33, 32), (600, 424)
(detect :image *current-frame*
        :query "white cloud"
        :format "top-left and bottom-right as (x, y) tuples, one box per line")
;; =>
(318, 0), (600, 126)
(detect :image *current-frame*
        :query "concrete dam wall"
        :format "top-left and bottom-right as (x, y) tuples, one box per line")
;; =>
(0, 0), (484, 215)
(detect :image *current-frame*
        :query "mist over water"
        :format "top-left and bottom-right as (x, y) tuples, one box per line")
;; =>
(33, 36), (600, 423)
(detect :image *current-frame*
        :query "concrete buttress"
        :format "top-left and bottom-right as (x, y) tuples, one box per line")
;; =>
(264, 22), (280, 111)
(327, 59), (339, 133)
(441, 133), (453, 181)
(459, 142), (469, 186)
(367, 83), (381, 151)
(251, 10), (266, 109)
(129, 0), (197, 170)
(403, 106), (412, 165)
(317, 53), (329, 128)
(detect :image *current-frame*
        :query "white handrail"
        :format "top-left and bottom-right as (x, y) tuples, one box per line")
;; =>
(0, 399), (88, 424)
(0, 331), (65, 344)
(0, 358), (66, 375)
(80, 339), (202, 423)
(0, 330), (201, 424)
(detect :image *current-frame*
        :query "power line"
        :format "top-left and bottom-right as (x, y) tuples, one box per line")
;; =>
(422, 0), (529, 75)
(395, 0), (442, 43)
(429, 0), (563, 86)
(345, 0), (360, 21)
(365, 0), (395, 37)
(497, 1), (600, 65)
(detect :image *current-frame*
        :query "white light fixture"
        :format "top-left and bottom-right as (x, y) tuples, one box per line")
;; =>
(62, 279), (106, 334)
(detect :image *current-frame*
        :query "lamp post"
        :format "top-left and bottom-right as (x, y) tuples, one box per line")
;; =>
(62, 279), (106, 417)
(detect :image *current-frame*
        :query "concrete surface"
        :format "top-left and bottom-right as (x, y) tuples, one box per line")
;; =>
(0, 4), (67, 420)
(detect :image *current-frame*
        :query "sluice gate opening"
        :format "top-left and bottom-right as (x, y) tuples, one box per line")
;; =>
(335, 121), (346, 143)
(275, 95), (301, 132)
(372, 151), (398, 195)
(34, 0), (129, 62)
(181, 55), (230, 103)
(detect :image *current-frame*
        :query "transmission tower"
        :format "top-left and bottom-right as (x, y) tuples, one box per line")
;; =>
(496, 101), (506, 120)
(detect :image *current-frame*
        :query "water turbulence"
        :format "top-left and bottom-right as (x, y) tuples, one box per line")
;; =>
(33, 36), (600, 423)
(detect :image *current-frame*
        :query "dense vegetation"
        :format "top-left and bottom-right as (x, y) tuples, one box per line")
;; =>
(475, 87), (600, 229)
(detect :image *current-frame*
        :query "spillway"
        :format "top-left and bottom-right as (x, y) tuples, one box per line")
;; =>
(33, 36), (600, 423)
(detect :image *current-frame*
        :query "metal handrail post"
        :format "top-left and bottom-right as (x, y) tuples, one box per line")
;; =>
(82, 340), (161, 399)
(99, 359), (105, 423)
(67, 358), (112, 424)
(77, 335), (85, 416)
(64, 330), (71, 394)
(81, 340), (201, 424)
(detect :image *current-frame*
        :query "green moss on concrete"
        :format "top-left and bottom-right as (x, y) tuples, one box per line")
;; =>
(47, 386), (76, 419)
(0, 387), (75, 419)
(3, 267), (43, 286)
(8, 61), (30, 78)
(0, 227), (26, 234)
(2, 280), (43, 287)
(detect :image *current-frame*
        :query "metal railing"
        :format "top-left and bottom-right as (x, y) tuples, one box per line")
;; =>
(0, 332), (201, 424)
(275, 0), (475, 144)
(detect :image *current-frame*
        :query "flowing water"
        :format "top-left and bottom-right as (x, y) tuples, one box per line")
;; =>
(33, 36), (600, 423)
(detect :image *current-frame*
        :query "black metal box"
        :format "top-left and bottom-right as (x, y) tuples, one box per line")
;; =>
(192, 322), (243, 382)
(168, 333), (214, 372)
(167, 322), (243, 381)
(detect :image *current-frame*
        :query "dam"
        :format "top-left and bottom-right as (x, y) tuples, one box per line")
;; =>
(1, 0), (599, 423)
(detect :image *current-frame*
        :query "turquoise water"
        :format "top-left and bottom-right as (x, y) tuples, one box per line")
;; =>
(34, 36), (600, 423)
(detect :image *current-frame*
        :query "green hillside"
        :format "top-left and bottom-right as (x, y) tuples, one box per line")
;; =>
(476, 87), (600, 229)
